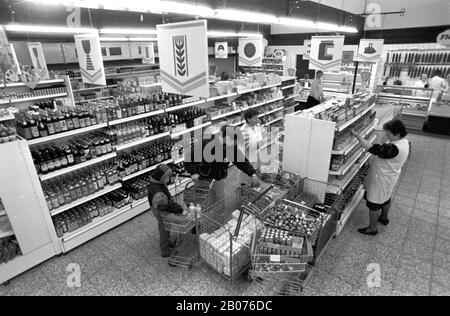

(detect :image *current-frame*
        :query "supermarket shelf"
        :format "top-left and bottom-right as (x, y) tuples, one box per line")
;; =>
(0, 112), (15, 122)
(266, 96), (285, 104)
(60, 201), (149, 253)
(332, 119), (379, 155)
(336, 103), (376, 132)
(263, 117), (283, 127)
(73, 85), (117, 93)
(121, 159), (173, 182)
(249, 101), (267, 109)
(27, 123), (109, 146)
(329, 149), (365, 176)
(50, 183), (122, 217)
(0, 93), (68, 105)
(139, 82), (161, 88)
(108, 109), (165, 126)
(377, 93), (431, 102)
(211, 108), (242, 120)
(173, 157), (185, 165)
(230, 120), (244, 127)
(328, 153), (371, 194)
(0, 79), (65, 89)
(259, 107), (284, 118)
(285, 94), (300, 100)
(336, 186), (365, 236)
(429, 112), (450, 118)
(281, 84), (296, 90)
(171, 122), (211, 138)
(76, 96), (113, 103)
(263, 83), (282, 89)
(165, 99), (205, 112)
(115, 132), (171, 151)
(206, 92), (238, 102)
(39, 153), (117, 181)
(239, 86), (264, 94)
(401, 111), (427, 117)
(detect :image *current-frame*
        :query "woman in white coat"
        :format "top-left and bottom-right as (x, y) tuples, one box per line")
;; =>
(239, 108), (265, 179)
(352, 119), (410, 236)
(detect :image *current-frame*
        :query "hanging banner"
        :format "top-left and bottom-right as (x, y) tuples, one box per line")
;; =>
(157, 20), (209, 98)
(142, 43), (155, 64)
(74, 33), (106, 86)
(356, 39), (384, 63)
(309, 36), (345, 72)
(27, 43), (49, 80)
(215, 42), (228, 59)
(0, 44), (22, 83)
(238, 37), (263, 67)
(303, 40), (312, 60)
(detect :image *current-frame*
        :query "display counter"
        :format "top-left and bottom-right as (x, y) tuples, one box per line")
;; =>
(424, 97), (450, 135)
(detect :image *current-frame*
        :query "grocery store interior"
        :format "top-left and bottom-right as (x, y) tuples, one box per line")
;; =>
(0, 0), (449, 296)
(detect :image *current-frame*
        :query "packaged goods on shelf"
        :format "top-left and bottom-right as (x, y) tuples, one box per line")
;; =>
(0, 85), (67, 102)
(332, 112), (376, 151)
(0, 124), (17, 144)
(0, 236), (21, 265)
(52, 189), (130, 238)
(42, 161), (120, 211)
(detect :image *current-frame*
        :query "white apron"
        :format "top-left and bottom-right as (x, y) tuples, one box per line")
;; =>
(364, 138), (410, 204)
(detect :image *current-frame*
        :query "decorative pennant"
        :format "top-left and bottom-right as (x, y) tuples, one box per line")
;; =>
(142, 43), (155, 64)
(356, 39), (384, 63)
(215, 42), (228, 59)
(0, 44), (22, 83)
(157, 20), (209, 98)
(27, 43), (49, 80)
(238, 37), (263, 67)
(309, 36), (345, 72)
(74, 33), (106, 86)
(303, 40), (312, 60)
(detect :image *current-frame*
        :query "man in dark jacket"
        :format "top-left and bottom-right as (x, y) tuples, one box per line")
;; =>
(148, 164), (184, 257)
(184, 125), (261, 204)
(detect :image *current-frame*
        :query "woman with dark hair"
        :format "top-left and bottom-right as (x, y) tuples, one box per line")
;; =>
(306, 70), (324, 109)
(351, 119), (410, 236)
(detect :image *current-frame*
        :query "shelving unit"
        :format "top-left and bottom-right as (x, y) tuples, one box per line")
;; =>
(39, 153), (117, 181)
(115, 132), (171, 151)
(263, 117), (283, 127)
(283, 94), (378, 236)
(0, 79), (65, 89)
(171, 122), (211, 138)
(259, 107), (284, 118)
(0, 93), (68, 106)
(120, 159), (173, 181)
(108, 109), (165, 126)
(76, 96), (113, 104)
(73, 85), (118, 93)
(28, 123), (109, 146)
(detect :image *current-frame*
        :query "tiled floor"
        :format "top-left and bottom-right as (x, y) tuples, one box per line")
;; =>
(2, 132), (450, 296)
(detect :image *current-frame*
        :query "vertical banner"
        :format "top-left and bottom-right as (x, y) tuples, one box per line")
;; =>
(303, 40), (312, 60)
(356, 39), (384, 63)
(238, 37), (263, 67)
(74, 33), (106, 86)
(27, 43), (49, 80)
(142, 43), (155, 64)
(0, 44), (22, 83)
(157, 20), (209, 98)
(215, 42), (228, 59)
(309, 36), (345, 72)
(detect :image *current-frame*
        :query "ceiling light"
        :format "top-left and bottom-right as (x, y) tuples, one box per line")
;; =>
(276, 18), (358, 33)
(129, 37), (158, 42)
(214, 9), (276, 24)
(100, 28), (157, 35)
(4, 24), (97, 34)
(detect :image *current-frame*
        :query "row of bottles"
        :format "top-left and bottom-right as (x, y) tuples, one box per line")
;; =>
(43, 162), (120, 210)
(31, 134), (113, 175)
(116, 140), (172, 178)
(52, 189), (130, 237)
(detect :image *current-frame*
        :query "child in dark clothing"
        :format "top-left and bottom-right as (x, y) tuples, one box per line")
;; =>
(148, 164), (185, 257)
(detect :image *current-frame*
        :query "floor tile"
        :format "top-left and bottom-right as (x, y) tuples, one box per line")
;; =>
(353, 281), (394, 297)
(395, 267), (431, 296)
(403, 239), (434, 263)
(406, 228), (435, 248)
(89, 265), (141, 296)
(68, 245), (112, 276)
(396, 188), (417, 200)
(415, 201), (439, 215)
(330, 249), (371, 286)
(438, 216), (450, 229)
(179, 269), (231, 296)
(433, 250), (450, 271)
(437, 226), (450, 242)
(416, 195), (439, 208)
(435, 238), (450, 254)
(409, 218), (437, 235)
(398, 253), (433, 279)
(7, 269), (51, 296)
(432, 266), (450, 289)
(439, 206), (450, 219)
(431, 282), (450, 296)
(393, 196), (416, 208)
(124, 264), (177, 296)
(375, 224), (408, 251)
(411, 208), (438, 225)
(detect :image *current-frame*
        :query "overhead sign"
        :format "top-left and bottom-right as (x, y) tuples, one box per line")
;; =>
(215, 42), (228, 59)
(437, 29), (450, 47)
(303, 40), (312, 60)
(74, 33), (106, 86)
(309, 36), (345, 71)
(27, 43), (49, 80)
(239, 37), (263, 67)
(0, 44), (22, 83)
(142, 43), (155, 64)
(356, 39), (384, 63)
(157, 20), (209, 98)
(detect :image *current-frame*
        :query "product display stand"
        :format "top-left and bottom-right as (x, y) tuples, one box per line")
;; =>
(282, 95), (378, 236)
(0, 139), (61, 284)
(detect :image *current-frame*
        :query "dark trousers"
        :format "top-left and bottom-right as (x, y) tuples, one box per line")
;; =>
(306, 96), (321, 109)
(152, 209), (171, 255)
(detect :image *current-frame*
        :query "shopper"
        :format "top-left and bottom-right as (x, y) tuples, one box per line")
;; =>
(351, 119), (410, 236)
(239, 108), (265, 173)
(306, 70), (324, 109)
(221, 71), (231, 81)
(414, 74), (430, 97)
(184, 125), (261, 204)
(429, 70), (448, 98)
(148, 164), (185, 257)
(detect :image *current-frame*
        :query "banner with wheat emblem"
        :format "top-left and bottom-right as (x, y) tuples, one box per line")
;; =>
(74, 33), (106, 86)
(356, 39), (384, 63)
(238, 38), (263, 67)
(142, 43), (155, 64)
(157, 20), (209, 98)
(309, 36), (345, 72)
(27, 43), (49, 80)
